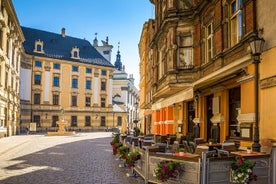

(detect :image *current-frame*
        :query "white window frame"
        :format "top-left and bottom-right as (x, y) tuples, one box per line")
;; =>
(230, 0), (243, 46)
(178, 34), (193, 68)
(205, 23), (214, 64)
(70, 47), (80, 59)
(34, 39), (44, 53)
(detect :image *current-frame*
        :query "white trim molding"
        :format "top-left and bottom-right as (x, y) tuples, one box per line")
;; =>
(237, 113), (255, 123)
(210, 113), (225, 124)
(164, 120), (174, 124)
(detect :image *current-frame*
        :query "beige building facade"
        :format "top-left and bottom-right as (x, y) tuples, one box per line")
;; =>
(20, 27), (119, 132)
(0, 0), (24, 137)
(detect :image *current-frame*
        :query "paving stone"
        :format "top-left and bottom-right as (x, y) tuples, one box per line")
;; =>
(0, 133), (144, 184)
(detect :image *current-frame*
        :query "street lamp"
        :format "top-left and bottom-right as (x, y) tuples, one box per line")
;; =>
(133, 102), (139, 126)
(133, 101), (139, 136)
(249, 35), (265, 152)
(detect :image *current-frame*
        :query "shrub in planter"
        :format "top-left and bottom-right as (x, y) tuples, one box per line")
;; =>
(125, 151), (141, 168)
(153, 160), (182, 182)
(117, 145), (129, 160)
(231, 156), (257, 183)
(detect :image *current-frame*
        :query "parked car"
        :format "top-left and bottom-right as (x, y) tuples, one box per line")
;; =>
(107, 127), (120, 133)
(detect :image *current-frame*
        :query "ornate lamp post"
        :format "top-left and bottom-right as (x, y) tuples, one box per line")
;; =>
(249, 35), (265, 152)
(134, 102), (139, 126)
(133, 101), (139, 136)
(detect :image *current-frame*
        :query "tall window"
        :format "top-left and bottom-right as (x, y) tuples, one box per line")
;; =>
(101, 70), (106, 76)
(73, 51), (78, 58)
(71, 116), (77, 127)
(86, 80), (91, 89)
(52, 116), (59, 127)
(100, 116), (106, 126)
(230, 0), (243, 46)
(158, 46), (165, 79)
(101, 81), (106, 91)
(53, 63), (60, 70)
(35, 61), (42, 67)
(53, 76), (60, 87)
(34, 93), (41, 104)
(85, 116), (91, 126)
(5, 71), (8, 88)
(0, 29), (2, 49)
(37, 45), (42, 52)
(101, 97), (106, 107)
(34, 74), (41, 85)
(53, 94), (59, 105)
(72, 66), (78, 72)
(34, 115), (41, 127)
(117, 116), (122, 126)
(71, 96), (77, 106)
(85, 97), (91, 107)
(205, 23), (213, 64)
(72, 78), (78, 88)
(178, 34), (193, 68)
(86, 68), (92, 73)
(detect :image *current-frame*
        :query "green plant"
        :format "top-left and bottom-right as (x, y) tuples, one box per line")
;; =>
(110, 133), (120, 145)
(179, 148), (186, 152)
(117, 145), (129, 159)
(110, 133), (121, 155)
(231, 156), (257, 183)
(208, 138), (214, 143)
(125, 151), (141, 168)
(153, 160), (182, 182)
(111, 142), (122, 155)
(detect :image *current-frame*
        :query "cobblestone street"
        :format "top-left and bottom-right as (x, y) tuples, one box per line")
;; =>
(0, 133), (144, 184)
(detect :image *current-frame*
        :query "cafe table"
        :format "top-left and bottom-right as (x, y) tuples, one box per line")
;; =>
(198, 142), (222, 151)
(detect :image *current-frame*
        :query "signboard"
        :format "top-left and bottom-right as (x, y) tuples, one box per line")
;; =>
(29, 122), (37, 132)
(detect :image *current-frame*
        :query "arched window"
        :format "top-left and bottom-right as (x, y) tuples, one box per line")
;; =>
(34, 39), (44, 53)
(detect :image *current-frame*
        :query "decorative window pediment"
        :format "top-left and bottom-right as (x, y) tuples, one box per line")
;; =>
(71, 47), (80, 59)
(34, 39), (44, 53)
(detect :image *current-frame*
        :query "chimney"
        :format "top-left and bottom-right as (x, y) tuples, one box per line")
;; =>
(61, 28), (65, 37)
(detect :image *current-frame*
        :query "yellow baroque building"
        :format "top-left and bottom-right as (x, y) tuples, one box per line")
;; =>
(19, 27), (125, 132)
(0, 0), (24, 137)
(139, 0), (276, 150)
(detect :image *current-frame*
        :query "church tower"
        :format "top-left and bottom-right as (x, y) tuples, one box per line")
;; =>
(114, 44), (123, 71)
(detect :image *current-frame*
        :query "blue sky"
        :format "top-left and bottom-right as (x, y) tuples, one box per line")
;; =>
(12, 0), (154, 87)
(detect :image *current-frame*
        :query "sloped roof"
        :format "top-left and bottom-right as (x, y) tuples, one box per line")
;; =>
(21, 26), (114, 68)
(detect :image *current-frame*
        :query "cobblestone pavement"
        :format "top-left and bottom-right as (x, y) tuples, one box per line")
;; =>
(0, 132), (144, 184)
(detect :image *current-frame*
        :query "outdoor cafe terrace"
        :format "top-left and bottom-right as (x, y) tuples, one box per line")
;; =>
(110, 133), (276, 184)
